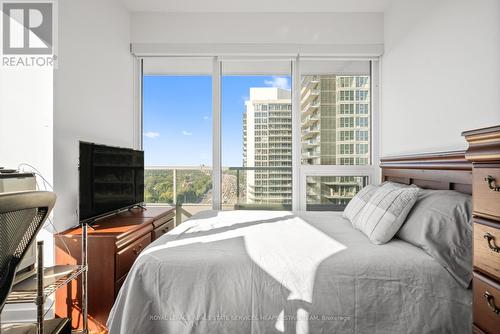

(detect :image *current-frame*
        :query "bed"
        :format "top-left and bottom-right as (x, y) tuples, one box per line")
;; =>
(107, 152), (473, 334)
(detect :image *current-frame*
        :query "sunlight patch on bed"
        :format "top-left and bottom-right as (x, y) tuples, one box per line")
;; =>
(141, 212), (346, 305)
(274, 307), (311, 334)
(296, 308), (309, 334)
(243, 216), (346, 303)
(275, 310), (285, 332)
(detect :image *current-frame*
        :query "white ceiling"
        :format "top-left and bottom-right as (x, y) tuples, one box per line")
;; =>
(121, 0), (393, 13)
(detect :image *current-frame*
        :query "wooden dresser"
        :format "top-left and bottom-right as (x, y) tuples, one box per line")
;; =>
(463, 125), (500, 334)
(55, 206), (175, 333)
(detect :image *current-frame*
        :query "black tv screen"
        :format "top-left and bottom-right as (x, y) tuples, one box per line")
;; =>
(79, 142), (144, 222)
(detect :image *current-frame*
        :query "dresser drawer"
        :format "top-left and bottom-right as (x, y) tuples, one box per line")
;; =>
(152, 218), (175, 241)
(152, 210), (175, 229)
(116, 234), (151, 279)
(474, 219), (500, 281)
(473, 273), (500, 334)
(473, 167), (500, 220)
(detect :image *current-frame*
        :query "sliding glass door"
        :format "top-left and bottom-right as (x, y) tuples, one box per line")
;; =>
(142, 57), (213, 221)
(221, 60), (293, 210)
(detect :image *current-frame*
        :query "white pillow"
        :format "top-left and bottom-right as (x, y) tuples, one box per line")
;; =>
(343, 184), (379, 222)
(352, 182), (420, 244)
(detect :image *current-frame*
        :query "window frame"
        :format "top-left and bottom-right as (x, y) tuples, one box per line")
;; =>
(137, 56), (380, 212)
(297, 59), (380, 211)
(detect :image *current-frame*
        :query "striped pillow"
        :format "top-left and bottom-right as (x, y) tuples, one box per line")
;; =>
(343, 184), (379, 222)
(353, 182), (420, 244)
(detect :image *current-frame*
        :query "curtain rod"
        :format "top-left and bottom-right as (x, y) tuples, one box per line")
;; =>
(136, 55), (380, 61)
(130, 43), (384, 59)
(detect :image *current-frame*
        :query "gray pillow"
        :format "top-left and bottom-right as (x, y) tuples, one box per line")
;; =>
(343, 184), (379, 222)
(352, 182), (420, 245)
(397, 189), (472, 288)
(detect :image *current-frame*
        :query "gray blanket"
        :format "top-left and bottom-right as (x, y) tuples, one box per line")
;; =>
(107, 210), (471, 334)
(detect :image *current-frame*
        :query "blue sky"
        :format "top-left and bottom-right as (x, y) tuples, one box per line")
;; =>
(143, 75), (291, 167)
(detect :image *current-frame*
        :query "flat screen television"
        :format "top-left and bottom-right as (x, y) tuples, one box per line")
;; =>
(79, 142), (144, 223)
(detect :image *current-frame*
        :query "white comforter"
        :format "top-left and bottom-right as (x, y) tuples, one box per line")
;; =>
(107, 210), (471, 334)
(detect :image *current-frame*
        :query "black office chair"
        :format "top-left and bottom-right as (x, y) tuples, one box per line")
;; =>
(0, 191), (56, 313)
(0, 191), (58, 334)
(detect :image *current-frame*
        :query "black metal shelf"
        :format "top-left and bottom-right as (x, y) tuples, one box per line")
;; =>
(6, 265), (87, 304)
(3, 223), (89, 334)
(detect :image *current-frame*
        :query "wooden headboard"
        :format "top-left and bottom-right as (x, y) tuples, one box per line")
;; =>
(380, 150), (473, 194)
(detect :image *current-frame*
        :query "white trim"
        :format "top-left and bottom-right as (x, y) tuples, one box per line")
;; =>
(142, 56), (214, 75)
(300, 165), (376, 175)
(221, 59), (292, 76)
(218, 56), (296, 61)
(291, 57), (300, 211)
(130, 43), (384, 57)
(134, 57), (143, 150)
(371, 59), (381, 183)
(212, 57), (222, 210)
(298, 56), (380, 61)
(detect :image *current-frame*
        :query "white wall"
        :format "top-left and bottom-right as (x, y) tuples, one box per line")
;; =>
(381, 0), (500, 156)
(0, 42), (54, 326)
(54, 0), (134, 230)
(131, 12), (383, 45)
(0, 68), (53, 178)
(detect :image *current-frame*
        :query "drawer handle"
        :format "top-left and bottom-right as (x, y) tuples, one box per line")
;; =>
(484, 233), (500, 253)
(162, 227), (169, 233)
(485, 175), (500, 191)
(132, 244), (143, 255)
(483, 291), (500, 315)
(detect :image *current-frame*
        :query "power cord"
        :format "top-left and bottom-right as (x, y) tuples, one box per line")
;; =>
(17, 163), (72, 256)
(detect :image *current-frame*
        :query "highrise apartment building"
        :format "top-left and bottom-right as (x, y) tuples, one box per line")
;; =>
(242, 77), (370, 209)
(243, 88), (292, 206)
(301, 75), (371, 209)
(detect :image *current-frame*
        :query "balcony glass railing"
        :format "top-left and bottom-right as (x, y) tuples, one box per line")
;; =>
(145, 167), (369, 218)
(305, 176), (368, 211)
(224, 167), (292, 210)
(144, 166), (213, 223)
(145, 166), (293, 222)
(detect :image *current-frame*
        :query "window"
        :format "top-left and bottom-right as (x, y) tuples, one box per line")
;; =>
(339, 131), (354, 141)
(356, 77), (369, 87)
(222, 60), (292, 210)
(300, 59), (376, 210)
(140, 58), (378, 213)
(356, 157), (368, 165)
(339, 144), (354, 154)
(339, 117), (354, 128)
(141, 57), (214, 222)
(142, 74), (213, 208)
(338, 76), (353, 88)
(339, 104), (354, 114)
(339, 157), (354, 165)
(339, 90), (354, 101)
(356, 130), (369, 141)
(300, 61), (371, 167)
(356, 104), (369, 114)
(356, 90), (369, 101)
(356, 117), (369, 127)
(356, 143), (369, 154)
